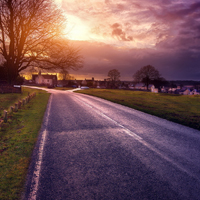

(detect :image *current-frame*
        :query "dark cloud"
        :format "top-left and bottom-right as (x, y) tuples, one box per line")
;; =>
(111, 23), (133, 41)
(70, 40), (200, 81)
(143, 1), (200, 57)
(111, 23), (120, 29)
(62, 0), (200, 80)
(152, 1), (200, 22)
(116, 4), (125, 10)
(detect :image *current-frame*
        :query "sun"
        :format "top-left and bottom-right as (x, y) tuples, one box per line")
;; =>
(64, 14), (91, 41)
(53, 0), (90, 41)
(67, 18), (89, 40)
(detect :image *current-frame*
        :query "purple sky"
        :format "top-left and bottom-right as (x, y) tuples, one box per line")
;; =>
(56, 0), (200, 81)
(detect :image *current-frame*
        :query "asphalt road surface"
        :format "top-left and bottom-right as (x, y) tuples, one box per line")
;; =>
(23, 88), (200, 200)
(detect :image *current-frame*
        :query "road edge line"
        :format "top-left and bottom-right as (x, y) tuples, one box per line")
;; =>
(28, 94), (52, 200)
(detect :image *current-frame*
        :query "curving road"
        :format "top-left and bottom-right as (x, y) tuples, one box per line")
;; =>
(24, 88), (200, 200)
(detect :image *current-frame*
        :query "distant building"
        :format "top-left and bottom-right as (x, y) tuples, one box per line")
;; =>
(151, 85), (158, 93)
(134, 83), (145, 90)
(190, 89), (200, 95)
(32, 71), (57, 87)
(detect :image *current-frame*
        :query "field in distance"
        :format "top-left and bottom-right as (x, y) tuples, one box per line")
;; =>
(76, 89), (200, 131)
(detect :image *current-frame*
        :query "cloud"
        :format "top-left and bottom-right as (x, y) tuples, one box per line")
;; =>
(61, 0), (200, 80)
(111, 23), (133, 41)
(69, 40), (200, 80)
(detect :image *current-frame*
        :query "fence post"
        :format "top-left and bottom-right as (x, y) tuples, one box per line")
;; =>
(15, 103), (18, 112)
(18, 101), (21, 109)
(4, 110), (7, 123)
(10, 106), (14, 113)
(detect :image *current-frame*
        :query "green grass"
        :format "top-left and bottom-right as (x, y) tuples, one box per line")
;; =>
(0, 88), (32, 118)
(0, 87), (50, 200)
(76, 89), (200, 131)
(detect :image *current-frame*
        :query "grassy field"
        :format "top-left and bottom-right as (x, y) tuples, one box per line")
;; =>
(0, 87), (50, 200)
(76, 89), (200, 131)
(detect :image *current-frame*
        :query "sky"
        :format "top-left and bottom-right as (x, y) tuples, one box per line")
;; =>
(54, 0), (200, 81)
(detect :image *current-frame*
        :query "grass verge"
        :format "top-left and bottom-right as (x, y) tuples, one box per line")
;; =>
(0, 87), (33, 118)
(0, 87), (50, 200)
(76, 89), (200, 131)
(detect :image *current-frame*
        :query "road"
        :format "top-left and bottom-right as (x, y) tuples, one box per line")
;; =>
(23, 88), (200, 200)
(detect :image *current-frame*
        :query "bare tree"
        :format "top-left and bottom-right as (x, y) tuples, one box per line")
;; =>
(0, 0), (83, 83)
(58, 69), (74, 81)
(108, 69), (120, 82)
(34, 38), (83, 72)
(133, 65), (161, 90)
(107, 69), (121, 88)
(58, 69), (69, 81)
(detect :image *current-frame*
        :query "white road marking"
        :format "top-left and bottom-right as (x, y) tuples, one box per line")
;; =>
(74, 96), (142, 140)
(75, 96), (200, 182)
(28, 95), (52, 200)
(99, 112), (143, 140)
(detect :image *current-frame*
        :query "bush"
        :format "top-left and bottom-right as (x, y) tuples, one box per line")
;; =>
(14, 76), (24, 85)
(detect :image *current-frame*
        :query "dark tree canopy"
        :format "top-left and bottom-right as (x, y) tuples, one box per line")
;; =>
(0, 0), (83, 83)
(133, 65), (161, 90)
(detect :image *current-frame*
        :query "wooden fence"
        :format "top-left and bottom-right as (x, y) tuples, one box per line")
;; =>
(0, 92), (36, 125)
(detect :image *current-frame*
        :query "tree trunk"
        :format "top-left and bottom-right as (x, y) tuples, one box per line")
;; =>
(6, 61), (19, 84)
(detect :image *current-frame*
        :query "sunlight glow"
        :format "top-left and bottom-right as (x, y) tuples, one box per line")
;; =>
(63, 15), (159, 49)
(54, 0), (62, 6)
(58, 0), (168, 49)
(65, 15), (91, 41)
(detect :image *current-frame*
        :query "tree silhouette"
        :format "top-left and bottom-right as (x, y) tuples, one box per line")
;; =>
(108, 69), (120, 88)
(108, 69), (120, 82)
(133, 65), (161, 90)
(0, 0), (83, 83)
